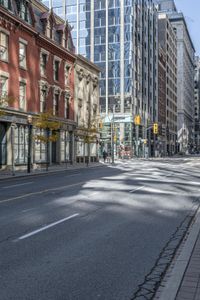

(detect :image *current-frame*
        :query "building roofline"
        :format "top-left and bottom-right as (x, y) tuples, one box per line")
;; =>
(169, 14), (195, 52)
(0, 6), (77, 61)
(77, 55), (101, 72)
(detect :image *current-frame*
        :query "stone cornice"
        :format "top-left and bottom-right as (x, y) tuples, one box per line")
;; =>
(36, 35), (76, 63)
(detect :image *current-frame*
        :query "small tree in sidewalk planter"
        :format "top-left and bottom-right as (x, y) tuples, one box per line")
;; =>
(77, 119), (98, 166)
(33, 111), (61, 171)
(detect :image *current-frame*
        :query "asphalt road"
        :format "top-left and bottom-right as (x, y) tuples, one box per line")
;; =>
(0, 158), (200, 300)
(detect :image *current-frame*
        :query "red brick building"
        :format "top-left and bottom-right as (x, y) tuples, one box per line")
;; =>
(0, 1), (79, 168)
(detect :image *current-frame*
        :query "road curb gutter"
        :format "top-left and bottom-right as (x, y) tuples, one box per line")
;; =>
(0, 164), (104, 182)
(157, 207), (200, 300)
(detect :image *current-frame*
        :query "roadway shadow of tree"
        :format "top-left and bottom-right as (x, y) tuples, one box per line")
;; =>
(4, 159), (200, 300)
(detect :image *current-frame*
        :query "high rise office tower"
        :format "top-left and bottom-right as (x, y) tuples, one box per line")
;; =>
(157, 0), (195, 153)
(194, 57), (200, 152)
(42, 0), (158, 157)
(158, 13), (177, 155)
(158, 46), (167, 155)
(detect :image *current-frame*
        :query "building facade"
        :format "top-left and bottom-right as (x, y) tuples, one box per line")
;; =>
(0, 0), (99, 170)
(158, 13), (177, 155)
(194, 56), (200, 152)
(43, 0), (159, 157)
(157, 0), (195, 154)
(74, 55), (100, 163)
(157, 46), (167, 156)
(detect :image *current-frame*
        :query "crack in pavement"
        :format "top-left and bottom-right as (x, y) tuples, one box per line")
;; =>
(131, 197), (200, 300)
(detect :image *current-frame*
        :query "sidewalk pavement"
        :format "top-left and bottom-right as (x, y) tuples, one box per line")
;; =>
(156, 208), (200, 300)
(0, 161), (104, 181)
(176, 229), (200, 300)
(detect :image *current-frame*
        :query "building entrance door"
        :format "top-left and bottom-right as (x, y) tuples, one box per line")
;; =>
(0, 123), (7, 168)
(52, 141), (57, 163)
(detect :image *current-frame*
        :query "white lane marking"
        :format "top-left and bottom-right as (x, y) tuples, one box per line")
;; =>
(0, 181), (86, 204)
(21, 208), (35, 213)
(2, 182), (34, 189)
(64, 173), (81, 177)
(129, 186), (144, 193)
(17, 213), (79, 241)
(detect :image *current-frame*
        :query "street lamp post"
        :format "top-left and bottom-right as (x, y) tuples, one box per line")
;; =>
(11, 122), (16, 176)
(27, 115), (33, 173)
(111, 105), (115, 164)
(46, 128), (50, 172)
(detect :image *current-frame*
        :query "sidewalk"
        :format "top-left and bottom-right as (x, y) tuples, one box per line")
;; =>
(0, 161), (104, 181)
(175, 230), (200, 300)
(156, 208), (200, 300)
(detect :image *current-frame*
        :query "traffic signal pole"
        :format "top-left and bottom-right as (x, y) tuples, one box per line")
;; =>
(136, 124), (139, 157)
(153, 123), (158, 157)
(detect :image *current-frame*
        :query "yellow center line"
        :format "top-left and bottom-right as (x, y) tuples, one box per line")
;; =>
(0, 181), (86, 204)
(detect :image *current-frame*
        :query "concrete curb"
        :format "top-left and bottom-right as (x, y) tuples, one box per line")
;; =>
(158, 207), (200, 300)
(0, 163), (104, 182)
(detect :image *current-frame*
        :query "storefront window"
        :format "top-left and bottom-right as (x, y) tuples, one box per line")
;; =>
(60, 131), (70, 162)
(34, 129), (46, 162)
(14, 125), (28, 164)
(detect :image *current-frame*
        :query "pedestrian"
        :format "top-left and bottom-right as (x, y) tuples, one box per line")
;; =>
(103, 150), (107, 163)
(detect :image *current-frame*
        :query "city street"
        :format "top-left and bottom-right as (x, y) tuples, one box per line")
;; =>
(0, 158), (200, 300)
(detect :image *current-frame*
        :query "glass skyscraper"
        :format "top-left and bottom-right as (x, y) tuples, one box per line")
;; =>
(42, 0), (158, 156)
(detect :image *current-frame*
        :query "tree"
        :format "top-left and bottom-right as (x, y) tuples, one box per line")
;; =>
(77, 118), (99, 166)
(33, 111), (61, 171)
(0, 95), (15, 116)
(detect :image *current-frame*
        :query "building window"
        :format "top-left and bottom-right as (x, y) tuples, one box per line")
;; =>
(19, 1), (30, 23)
(54, 60), (59, 81)
(65, 65), (71, 86)
(34, 129), (46, 162)
(19, 81), (26, 110)
(0, 76), (8, 100)
(0, 32), (8, 61)
(65, 96), (70, 119)
(0, 0), (11, 9)
(19, 42), (27, 68)
(14, 125), (28, 164)
(40, 89), (47, 113)
(53, 93), (59, 116)
(40, 53), (47, 76)
(20, 2), (28, 21)
(60, 131), (70, 162)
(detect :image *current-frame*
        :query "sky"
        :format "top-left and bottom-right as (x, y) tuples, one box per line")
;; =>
(175, 0), (200, 54)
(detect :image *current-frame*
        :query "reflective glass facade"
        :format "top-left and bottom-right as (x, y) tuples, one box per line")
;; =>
(94, 0), (106, 112)
(42, 0), (158, 154)
(107, 0), (120, 112)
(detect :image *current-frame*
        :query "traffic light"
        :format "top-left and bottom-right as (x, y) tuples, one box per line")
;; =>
(134, 115), (141, 125)
(153, 123), (158, 134)
(161, 125), (166, 136)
